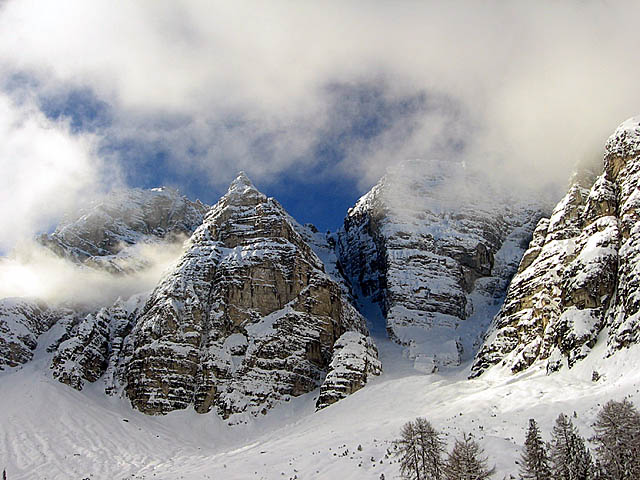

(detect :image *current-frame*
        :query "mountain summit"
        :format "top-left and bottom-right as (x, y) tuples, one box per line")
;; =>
(87, 174), (381, 417)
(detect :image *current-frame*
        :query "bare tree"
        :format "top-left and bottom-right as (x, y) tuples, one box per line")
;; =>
(415, 417), (447, 480)
(395, 420), (423, 480)
(591, 398), (640, 480)
(395, 418), (447, 480)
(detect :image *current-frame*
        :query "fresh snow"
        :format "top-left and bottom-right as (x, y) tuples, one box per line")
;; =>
(1, 325), (639, 479)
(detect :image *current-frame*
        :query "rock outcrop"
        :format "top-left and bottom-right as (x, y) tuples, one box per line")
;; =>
(338, 159), (545, 370)
(316, 331), (381, 410)
(50, 297), (142, 391)
(38, 187), (209, 273)
(471, 117), (640, 376)
(0, 298), (64, 369)
(124, 173), (378, 417)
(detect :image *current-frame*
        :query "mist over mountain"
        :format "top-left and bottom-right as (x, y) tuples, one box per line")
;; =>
(3, 2), (640, 479)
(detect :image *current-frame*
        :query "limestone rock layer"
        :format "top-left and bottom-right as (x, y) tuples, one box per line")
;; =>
(472, 117), (640, 376)
(124, 173), (377, 416)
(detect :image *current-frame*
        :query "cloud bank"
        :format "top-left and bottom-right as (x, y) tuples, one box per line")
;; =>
(0, 239), (186, 307)
(0, 93), (117, 251)
(2, 0), (639, 193)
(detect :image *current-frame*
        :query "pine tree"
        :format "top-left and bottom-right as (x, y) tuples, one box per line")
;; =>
(549, 413), (593, 480)
(415, 417), (446, 480)
(519, 418), (551, 480)
(591, 398), (640, 480)
(395, 418), (447, 480)
(395, 420), (423, 480)
(443, 432), (495, 480)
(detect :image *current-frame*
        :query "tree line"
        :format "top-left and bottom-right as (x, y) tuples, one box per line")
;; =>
(394, 398), (640, 480)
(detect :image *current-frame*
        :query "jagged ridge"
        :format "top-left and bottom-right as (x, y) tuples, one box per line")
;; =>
(471, 116), (640, 376)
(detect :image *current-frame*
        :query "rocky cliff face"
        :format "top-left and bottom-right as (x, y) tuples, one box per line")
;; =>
(50, 296), (143, 391)
(38, 187), (209, 273)
(0, 298), (75, 370)
(471, 117), (640, 377)
(338, 160), (545, 371)
(122, 173), (378, 417)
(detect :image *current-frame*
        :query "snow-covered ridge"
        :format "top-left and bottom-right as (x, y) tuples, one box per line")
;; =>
(38, 186), (209, 273)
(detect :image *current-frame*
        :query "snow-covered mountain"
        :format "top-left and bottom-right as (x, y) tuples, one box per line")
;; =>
(472, 117), (640, 377)
(337, 159), (546, 371)
(121, 173), (379, 418)
(4, 120), (640, 479)
(37, 186), (209, 272)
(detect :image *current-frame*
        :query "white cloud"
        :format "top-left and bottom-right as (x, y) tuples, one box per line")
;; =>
(0, 239), (186, 307)
(1, 0), (639, 205)
(0, 93), (117, 251)
(1, 0), (638, 305)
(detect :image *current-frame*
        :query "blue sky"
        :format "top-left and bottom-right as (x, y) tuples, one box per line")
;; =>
(1, 1), (640, 250)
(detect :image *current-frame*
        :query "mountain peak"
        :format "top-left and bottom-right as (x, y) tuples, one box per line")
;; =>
(227, 171), (256, 193)
(222, 171), (266, 206)
(605, 115), (640, 158)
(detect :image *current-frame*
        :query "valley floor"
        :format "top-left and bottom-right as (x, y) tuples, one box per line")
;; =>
(2, 328), (640, 480)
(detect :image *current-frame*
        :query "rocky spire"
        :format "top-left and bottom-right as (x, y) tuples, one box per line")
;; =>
(122, 170), (378, 417)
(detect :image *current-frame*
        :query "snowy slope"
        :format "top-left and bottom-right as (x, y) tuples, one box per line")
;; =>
(1, 331), (638, 479)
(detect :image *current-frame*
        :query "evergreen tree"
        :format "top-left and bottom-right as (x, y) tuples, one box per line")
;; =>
(519, 418), (551, 480)
(443, 432), (495, 480)
(395, 418), (447, 480)
(549, 413), (593, 480)
(591, 398), (640, 479)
